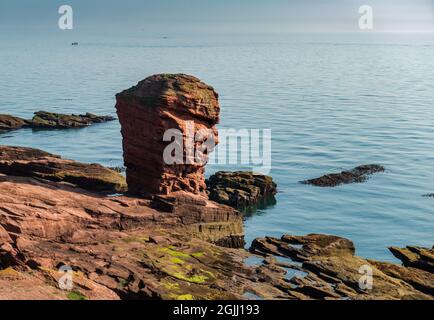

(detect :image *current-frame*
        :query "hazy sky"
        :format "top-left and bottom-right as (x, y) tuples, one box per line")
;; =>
(0, 0), (433, 34)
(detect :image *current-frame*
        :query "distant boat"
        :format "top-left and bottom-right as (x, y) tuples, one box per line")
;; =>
(71, 42), (79, 46)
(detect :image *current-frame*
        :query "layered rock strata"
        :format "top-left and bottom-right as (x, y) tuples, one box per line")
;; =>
(207, 171), (277, 210)
(116, 74), (219, 197)
(0, 174), (253, 299)
(0, 146), (126, 193)
(0, 179), (431, 301)
(250, 234), (433, 300)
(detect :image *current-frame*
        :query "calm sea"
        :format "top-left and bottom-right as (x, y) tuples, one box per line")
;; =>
(1, 32), (433, 261)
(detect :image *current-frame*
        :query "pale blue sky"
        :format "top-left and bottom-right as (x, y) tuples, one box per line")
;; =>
(0, 0), (433, 34)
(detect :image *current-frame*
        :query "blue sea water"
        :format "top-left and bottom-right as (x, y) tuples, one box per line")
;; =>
(0, 32), (433, 262)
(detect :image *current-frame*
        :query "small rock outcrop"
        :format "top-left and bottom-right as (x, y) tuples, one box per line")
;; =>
(0, 146), (126, 193)
(0, 115), (30, 132)
(207, 171), (277, 210)
(0, 112), (115, 133)
(115, 74), (220, 197)
(31, 111), (115, 129)
(301, 164), (385, 187)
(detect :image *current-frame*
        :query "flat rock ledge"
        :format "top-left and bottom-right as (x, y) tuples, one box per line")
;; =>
(207, 171), (277, 211)
(0, 111), (115, 133)
(301, 164), (385, 187)
(0, 146), (126, 193)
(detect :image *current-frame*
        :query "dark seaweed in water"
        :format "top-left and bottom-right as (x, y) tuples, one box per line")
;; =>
(300, 164), (385, 187)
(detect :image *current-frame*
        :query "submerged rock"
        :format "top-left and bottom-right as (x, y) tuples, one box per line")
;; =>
(0, 115), (30, 132)
(31, 111), (115, 129)
(206, 171), (277, 210)
(116, 74), (220, 197)
(301, 164), (385, 187)
(0, 146), (126, 193)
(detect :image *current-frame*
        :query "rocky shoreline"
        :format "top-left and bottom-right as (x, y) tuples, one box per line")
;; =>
(0, 74), (432, 300)
(0, 111), (115, 133)
(0, 171), (431, 300)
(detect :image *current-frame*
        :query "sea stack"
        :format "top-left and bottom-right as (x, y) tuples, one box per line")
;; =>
(116, 74), (220, 197)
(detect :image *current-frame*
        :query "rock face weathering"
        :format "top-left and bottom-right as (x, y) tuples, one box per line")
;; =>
(115, 74), (243, 248)
(116, 74), (220, 197)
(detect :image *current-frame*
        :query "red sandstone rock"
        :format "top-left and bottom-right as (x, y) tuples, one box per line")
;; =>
(0, 175), (432, 300)
(0, 115), (30, 132)
(116, 74), (220, 197)
(0, 175), (250, 299)
(0, 146), (126, 193)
